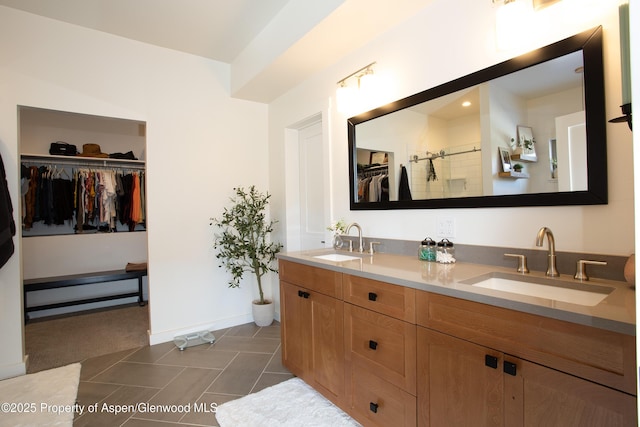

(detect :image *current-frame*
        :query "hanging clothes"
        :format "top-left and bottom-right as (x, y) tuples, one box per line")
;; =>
(21, 162), (145, 234)
(129, 172), (142, 231)
(52, 174), (74, 225)
(399, 165), (412, 201)
(0, 153), (16, 268)
(23, 166), (38, 229)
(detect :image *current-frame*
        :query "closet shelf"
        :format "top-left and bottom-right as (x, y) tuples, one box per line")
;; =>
(21, 153), (145, 169)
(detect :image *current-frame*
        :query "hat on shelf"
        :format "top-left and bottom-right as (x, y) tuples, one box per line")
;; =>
(77, 143), (109, 158)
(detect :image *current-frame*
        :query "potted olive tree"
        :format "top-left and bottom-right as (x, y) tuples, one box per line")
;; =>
(211, 186), (282, 326)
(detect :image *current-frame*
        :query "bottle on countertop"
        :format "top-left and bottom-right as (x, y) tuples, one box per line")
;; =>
(419, 237), (437, 261)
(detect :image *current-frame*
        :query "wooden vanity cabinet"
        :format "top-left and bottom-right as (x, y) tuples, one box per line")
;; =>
(279, 260), (637, 427)
(279, 261), (345, 406)
(416, 291), (637, 427)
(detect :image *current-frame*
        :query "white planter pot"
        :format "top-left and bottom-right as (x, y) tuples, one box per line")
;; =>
(252, 300), (274, 327)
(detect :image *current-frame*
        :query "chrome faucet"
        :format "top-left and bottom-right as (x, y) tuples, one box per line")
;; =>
(536, 227), (559, 277)
(346, 222), (364, 253)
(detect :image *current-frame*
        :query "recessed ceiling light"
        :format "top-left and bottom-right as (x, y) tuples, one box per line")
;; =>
(462, 101), (472, 107)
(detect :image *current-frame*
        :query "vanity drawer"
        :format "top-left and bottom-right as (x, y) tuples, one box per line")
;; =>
(416, 290), (636, 395)
(344, 274), (416, 322)
(279, 260), (342, 299)
(345, 303), (416, 394)
(346, 361), (416, 427)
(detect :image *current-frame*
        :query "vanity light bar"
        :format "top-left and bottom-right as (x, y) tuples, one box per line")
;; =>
(337, 62), (376, 86)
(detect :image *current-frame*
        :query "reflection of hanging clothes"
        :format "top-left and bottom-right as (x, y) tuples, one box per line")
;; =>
(427, 159), (438, 182)
(0, 154), (16, 268)
(380, 176), (389, 201)
(399, 165), (412, 201)
(358, 167), (388, 202)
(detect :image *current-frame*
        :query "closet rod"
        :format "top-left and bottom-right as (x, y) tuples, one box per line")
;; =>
(409, 146), (481, 163)
(359, 164), (388, 177)
(21, 154), (146, 170)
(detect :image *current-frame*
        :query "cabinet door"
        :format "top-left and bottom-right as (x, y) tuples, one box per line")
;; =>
(308, 288), (345, 405)
(280, 280), (344, 406)
(417, 325), (637, 427)
(417, 327), (503, 427)
(505, 357), (638, 427)
(280, 281), (309, 377)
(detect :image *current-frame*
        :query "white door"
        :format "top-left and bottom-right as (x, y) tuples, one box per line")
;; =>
(284, 115), (328, 252)
(555, 111), (587, 192)
(298, 121), (326, 249)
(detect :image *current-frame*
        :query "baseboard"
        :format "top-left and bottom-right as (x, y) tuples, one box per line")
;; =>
(0, 357), (27, 380)
(148, 313), (253, 345)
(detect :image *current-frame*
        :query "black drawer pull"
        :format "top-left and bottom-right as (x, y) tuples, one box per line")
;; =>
(369, 402), (379, 413)
(485, 355), (498, 369)
(503, 361), (517, 376)
(368, 292), (378, 301)
(297, 290), (310, 299)
(369, 340), (378, 350)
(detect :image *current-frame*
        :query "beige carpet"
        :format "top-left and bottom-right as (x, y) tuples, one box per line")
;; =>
(0, 363), (81, 426)
(25, 305), (149, 373)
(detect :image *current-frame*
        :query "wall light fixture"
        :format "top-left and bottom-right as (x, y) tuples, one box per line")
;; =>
(493, 0), (534, 50)
(336, 62), (376, 114)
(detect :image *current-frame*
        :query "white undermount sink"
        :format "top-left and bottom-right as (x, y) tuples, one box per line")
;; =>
(312, 253), (362, 262)
(461, 272), (614, 306)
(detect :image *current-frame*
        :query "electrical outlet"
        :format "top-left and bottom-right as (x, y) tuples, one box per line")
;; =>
(436, 216), (455, 238)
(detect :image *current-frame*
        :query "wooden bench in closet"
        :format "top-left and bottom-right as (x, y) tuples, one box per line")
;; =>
(23, 268), (147, 322)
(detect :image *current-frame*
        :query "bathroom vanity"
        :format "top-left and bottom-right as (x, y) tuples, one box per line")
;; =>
(278, 250), (636, 427)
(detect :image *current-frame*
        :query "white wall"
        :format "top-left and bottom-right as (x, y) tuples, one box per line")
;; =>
(269, 0), (633, 263)
(0, 7), (269, 378)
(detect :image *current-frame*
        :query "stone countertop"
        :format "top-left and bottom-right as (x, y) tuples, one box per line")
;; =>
(278, 249), (636, 336)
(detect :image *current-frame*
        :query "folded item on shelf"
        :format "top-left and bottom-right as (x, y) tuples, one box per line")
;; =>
(125, 262), (147, 272)
(109, 151), (137, 160)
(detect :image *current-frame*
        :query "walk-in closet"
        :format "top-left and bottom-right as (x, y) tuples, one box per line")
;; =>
(18, 106), (149, 372)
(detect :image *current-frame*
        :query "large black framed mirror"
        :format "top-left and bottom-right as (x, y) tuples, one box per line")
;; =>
(348, 26), (606, 210)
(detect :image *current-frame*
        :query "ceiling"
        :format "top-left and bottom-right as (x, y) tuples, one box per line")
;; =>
(0, 0), (436, 103)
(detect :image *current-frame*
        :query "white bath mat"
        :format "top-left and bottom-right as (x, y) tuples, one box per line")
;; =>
(0, 363), (81, 427)
(216, 377), (361, 427)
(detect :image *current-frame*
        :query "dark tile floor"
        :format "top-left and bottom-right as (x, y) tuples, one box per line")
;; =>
(74, 322), (293, 426)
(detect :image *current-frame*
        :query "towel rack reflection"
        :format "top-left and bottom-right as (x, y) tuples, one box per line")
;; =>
(410, 147), (481, 163)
